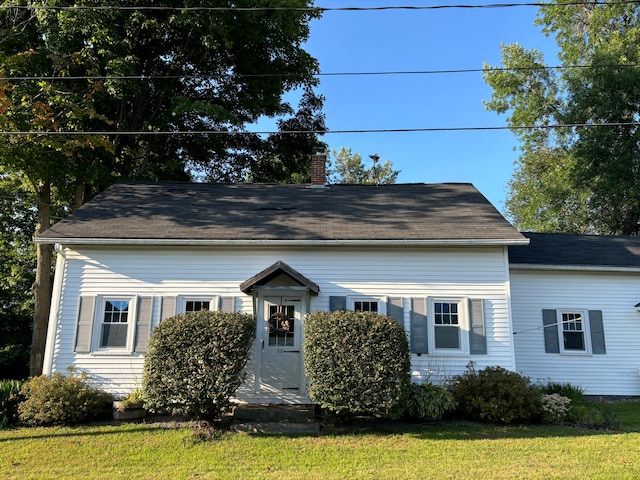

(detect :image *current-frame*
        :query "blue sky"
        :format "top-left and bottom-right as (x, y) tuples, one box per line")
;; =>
(302, 1), (559, 212)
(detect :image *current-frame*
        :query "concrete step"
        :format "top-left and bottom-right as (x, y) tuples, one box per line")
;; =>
(233, 403), (316, 423)
(231, 421), (321, 435)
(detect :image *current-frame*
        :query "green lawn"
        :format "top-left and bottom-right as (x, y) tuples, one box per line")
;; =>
(2, 403), (640, 479)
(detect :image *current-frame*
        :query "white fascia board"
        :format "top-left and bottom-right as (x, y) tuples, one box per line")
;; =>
(35, 237), (531, 247)
(509, 263), (640, 273)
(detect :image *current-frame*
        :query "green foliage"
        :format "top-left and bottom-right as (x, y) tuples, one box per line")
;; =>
(304, 311), (410, 417)
(405, 383), (457, 421)
(452, 365), (542, 424)
(142, 311), (255, 420)
(540, 393), (572, 424)
(114, 388), (145, 411)
(18, 372), (113, 426)
(484, 2), (640, 234)
(0, 379), (24, 428)
(0, 172), (35, 379)
(538, 381), (588, 424)
(328, 147), (399, 185)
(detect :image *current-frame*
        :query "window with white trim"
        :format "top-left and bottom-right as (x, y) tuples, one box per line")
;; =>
(179, 296), (216, 313)
(94, 296), (137, 352)
(349, 297), (386, 315)
(558, 310), (590, 354)
(429, 299), (469, 354)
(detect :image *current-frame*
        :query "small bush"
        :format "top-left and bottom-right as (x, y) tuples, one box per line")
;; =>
(304, 311), (410, 417)
(1, 379), (24, 428)
(538, 381), (589, 424)
(541, 393), (572, 424)
(452, 364), (542, 424)
(18, 372), (113, 426)
(143, 310), (255, 420)
(405, 382), (457, 421)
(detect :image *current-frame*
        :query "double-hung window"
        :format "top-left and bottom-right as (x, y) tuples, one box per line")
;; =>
(91, 296), (139, 352)
(558, 310), (590, 354)
(100, 299), (130, 349)
(429, 299), (469, 354)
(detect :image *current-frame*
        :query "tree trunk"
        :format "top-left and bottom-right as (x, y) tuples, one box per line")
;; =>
(30, 182), (53, 376)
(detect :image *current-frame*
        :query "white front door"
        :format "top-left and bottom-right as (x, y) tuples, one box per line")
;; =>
(260, 296), (303, 393)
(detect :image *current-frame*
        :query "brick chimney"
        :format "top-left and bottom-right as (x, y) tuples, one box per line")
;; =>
(310, 152), (327, 185)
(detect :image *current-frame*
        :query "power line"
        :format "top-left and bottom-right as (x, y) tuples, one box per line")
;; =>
(0, 122), (638, 136)
(0, 64), (638, 82)
(0, 1), (638, 11)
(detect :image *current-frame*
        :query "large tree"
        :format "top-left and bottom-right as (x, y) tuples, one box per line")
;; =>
(483, 0), (640, 235)
(329, 147), (399, 185)
(0, 0), (325, 374)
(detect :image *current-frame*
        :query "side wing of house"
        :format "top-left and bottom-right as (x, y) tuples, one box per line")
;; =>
(43, 244), (516, 397)
(511, 268), (640, 396)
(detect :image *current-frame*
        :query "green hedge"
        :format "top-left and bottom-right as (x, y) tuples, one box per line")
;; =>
(143, 310), (255, 420)
(304, 310), (410, 416)
(452, 365), (542, 424)
(18, 372), (113, 426)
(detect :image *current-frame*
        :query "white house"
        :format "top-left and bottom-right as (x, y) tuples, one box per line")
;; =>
(509, 233), (640, 397)
(35, 156), (640, 401)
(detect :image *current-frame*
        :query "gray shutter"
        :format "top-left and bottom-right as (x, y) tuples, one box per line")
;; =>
(387, 297), (404, 328)
(160, 296), (177, 322)
(542, 309), (560, 353)
(588, 310), (606, 354)
(410, 297), (428, 354)
(220, 296), (236, 312)
(134, 296), (153, 353)
(469, 298), (487, 354)
(74, 296), (96, 353)
(330, 296), (346, 312)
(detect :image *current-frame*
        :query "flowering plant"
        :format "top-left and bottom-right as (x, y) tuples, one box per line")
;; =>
(541, 393), (572, 423)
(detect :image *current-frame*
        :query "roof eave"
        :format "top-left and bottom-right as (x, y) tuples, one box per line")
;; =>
(509, 263), (640, 273)
(36, 237), (530, 247)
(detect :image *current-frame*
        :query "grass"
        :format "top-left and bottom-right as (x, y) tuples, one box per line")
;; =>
(1, 403), (639, 479)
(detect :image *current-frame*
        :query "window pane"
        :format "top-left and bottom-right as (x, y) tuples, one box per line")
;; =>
(101, 323), (128, 348)
(435, 326), (460, 349)
(563, 332), (585, 351)
(186, 301), (210, 313)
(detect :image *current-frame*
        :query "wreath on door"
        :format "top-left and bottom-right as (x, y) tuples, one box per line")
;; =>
(268, 311), (292, 333)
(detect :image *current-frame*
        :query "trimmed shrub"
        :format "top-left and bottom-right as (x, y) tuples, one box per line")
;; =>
(405, 382), (457, 421)
(18, 372), (113, 426)
(142, 310), (255, 420)
(452, 364), (542, 424)
(1, 379), (24, 428)
(304, 311), (410, 417)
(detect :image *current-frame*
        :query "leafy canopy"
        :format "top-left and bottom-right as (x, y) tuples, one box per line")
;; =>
(328, 147), (399, 185)
(484, 1), (640, 235)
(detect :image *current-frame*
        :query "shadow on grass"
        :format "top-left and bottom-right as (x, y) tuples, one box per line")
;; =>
(0, 422), (172, 443)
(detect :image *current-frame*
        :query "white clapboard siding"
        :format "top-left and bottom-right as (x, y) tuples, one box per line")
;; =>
(44, 245), (514, 394)
(511, 269), (640, 396)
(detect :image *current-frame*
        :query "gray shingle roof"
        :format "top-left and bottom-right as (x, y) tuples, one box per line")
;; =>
(509, 232), (640, 268)
(36, 181), (526, 244)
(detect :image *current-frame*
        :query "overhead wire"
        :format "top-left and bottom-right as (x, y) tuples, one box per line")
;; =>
(0, 64), (638, 82)
(0, 2), (638, 136)
(0, 1), (639, 10)
(0, 122), (638, 136)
